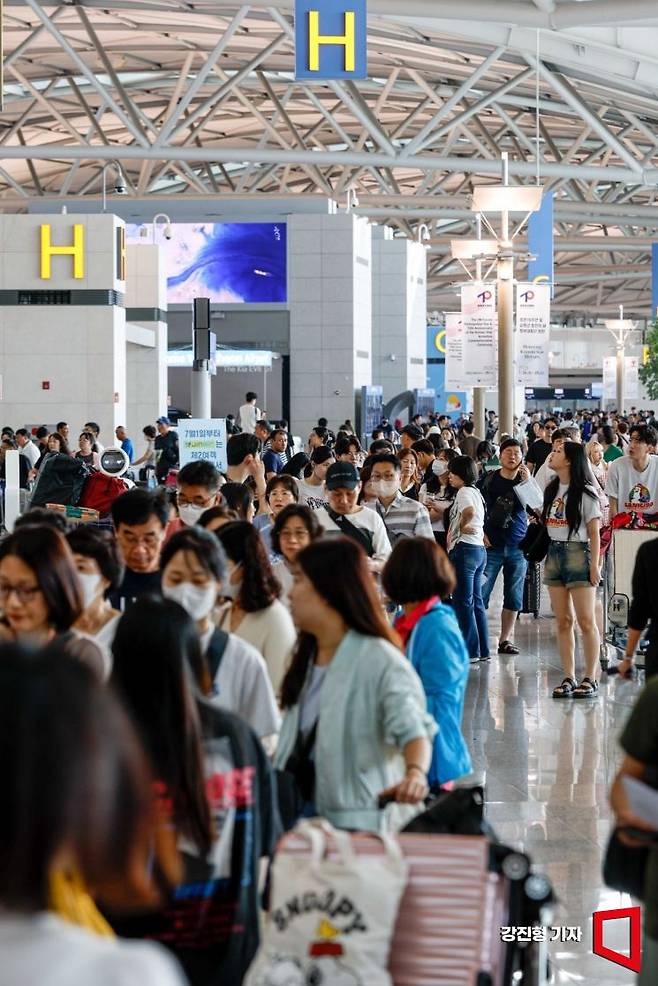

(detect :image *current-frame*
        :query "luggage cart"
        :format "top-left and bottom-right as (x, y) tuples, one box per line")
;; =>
(601, 527), (658, 672)
(45, 502), (115, 534)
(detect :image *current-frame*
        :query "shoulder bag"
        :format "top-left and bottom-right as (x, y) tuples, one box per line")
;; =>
(518, 508), (550, 563)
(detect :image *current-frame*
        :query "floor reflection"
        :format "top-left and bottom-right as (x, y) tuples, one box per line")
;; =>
(463, 590), (643, 985)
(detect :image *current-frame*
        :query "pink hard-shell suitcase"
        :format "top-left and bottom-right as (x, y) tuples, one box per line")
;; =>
(279, 831), (509, 986)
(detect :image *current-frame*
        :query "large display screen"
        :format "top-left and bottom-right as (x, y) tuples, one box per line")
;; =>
(126, 222), (287, 304)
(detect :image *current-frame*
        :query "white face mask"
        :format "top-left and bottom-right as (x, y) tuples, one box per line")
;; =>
(372, 479), (399, 498)
(432, 459), (448, 476)
(163, 582), (217, 621)
(178, 503), (206, 527)
(78, 572), (104, 609)
(221, 561), (242, 601)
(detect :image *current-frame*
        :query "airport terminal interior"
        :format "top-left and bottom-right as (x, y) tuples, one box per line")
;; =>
(4, 2), (658, 985)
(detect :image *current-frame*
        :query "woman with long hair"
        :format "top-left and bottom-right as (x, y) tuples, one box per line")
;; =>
(543, 441), (602, 699)
(109, 597), (280, 985)
(270, 504), (323, 606)
(160, 528), (279, 740)
(275, 538), (435, 832)
(383, 538), (471, 792)
(419, 446), (458, 549)
(30, 431), (71, 479)
(0, 646), (185, 986)
(398, 447), (420, 500)
(586, 438), (608, 491)
(446, 455), (489, 662)
(215, 521), (296, 693)
(0, 526), (103, 676)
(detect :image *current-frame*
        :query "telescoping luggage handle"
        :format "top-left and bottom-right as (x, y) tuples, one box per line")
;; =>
(296, 818), (404, 874)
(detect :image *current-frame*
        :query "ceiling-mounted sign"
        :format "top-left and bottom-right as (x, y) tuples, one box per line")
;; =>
(295, 0), (367, 80)
(461, 283), (497, 388)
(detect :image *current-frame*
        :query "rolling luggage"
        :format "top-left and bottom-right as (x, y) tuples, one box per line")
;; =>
(520, 561), (541, 619)
(272, 813), (552, 985)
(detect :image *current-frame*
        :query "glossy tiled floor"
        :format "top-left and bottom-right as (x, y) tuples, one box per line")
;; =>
(465, 587), (643, 985)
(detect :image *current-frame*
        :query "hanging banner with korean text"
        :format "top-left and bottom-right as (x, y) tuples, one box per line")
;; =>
(516, 282), (550, 387)
(625, 355), (639, 400)
(444, 312), (469, 389)
(461, 283), (497, 387)
(603, 357), (617, 401)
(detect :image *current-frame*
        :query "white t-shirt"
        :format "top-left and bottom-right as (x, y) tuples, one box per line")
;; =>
(447, 486), (485, 551)
(0, 913), (185, 986)
(200, 628), (281, 739)
(296, 478), (329, 511)
(606, 455), (658, 513)
(237, 403), (260, 435)
(545, 483), (602, 542)
(20, 441), (40, 468)
(314, 504), (392, 562)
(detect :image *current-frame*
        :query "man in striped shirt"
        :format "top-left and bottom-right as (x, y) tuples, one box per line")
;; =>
(369, 453), (434, 545)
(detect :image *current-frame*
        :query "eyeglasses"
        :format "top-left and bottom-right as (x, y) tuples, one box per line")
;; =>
(0, 582), (41, 604)
(177, 491), (218, 508)
(280, 528), (310, 541)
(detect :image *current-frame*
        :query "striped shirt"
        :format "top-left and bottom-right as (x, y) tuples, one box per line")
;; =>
(373, 492), (435, 544)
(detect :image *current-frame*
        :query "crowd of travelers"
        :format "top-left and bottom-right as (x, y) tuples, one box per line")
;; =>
(1, 393), (658, 985)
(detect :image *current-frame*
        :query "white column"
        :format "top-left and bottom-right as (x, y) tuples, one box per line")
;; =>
(372, 228), (427, 401)
(0, 213), (126, 442)
(125, 244), (168, 442)
(289, 213), (372, 439)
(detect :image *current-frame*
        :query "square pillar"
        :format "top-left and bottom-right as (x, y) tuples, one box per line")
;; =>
(289, 213), (372, 438)
(125, 244), (168, 444)
(372, 227), (428, 402)
(0, 213), (126, 443)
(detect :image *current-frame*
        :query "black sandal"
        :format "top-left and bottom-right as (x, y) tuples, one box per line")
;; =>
(573, 677), (599, 699)
(552, 677), (577, 699)
(498, 640), (520, 655)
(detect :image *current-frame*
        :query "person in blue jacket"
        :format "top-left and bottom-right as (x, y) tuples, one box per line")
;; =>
(383, 537), (472, 791)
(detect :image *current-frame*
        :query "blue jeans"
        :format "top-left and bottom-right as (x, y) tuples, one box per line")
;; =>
(450, 542), (489, 659)
(482, 545), (528, 613)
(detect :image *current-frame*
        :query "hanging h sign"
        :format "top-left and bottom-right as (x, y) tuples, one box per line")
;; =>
(295, 0), (367, 80)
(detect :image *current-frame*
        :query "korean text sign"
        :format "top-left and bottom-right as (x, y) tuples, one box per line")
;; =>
(179, 419), (227, 473)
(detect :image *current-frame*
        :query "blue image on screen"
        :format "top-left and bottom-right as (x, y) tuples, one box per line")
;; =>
(125, 222), (287, 304)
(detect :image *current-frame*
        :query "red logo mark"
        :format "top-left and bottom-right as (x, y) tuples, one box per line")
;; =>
(592, 906), (642, 973)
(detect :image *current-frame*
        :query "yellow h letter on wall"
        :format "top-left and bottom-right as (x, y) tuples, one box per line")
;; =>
(40, 224), (85, 280)
(308, 10), (356, 72)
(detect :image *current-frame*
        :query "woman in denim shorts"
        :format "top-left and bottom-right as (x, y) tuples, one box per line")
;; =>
(543, 442), (602, 699)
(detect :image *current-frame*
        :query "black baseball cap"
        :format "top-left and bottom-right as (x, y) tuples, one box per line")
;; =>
(401, 424), (424, 440)
(326, 461), (360, 490)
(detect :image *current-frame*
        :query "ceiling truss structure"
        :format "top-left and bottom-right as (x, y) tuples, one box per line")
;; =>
(3, 1), (658, 316)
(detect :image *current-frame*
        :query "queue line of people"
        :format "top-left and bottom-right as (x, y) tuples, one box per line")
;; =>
(6, 401), (658, 986)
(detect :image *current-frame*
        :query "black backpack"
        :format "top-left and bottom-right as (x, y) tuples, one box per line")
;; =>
(29, 454), (90, 508)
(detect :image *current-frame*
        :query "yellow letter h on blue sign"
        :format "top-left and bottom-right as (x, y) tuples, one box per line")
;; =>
(308, 9), (356, 72)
